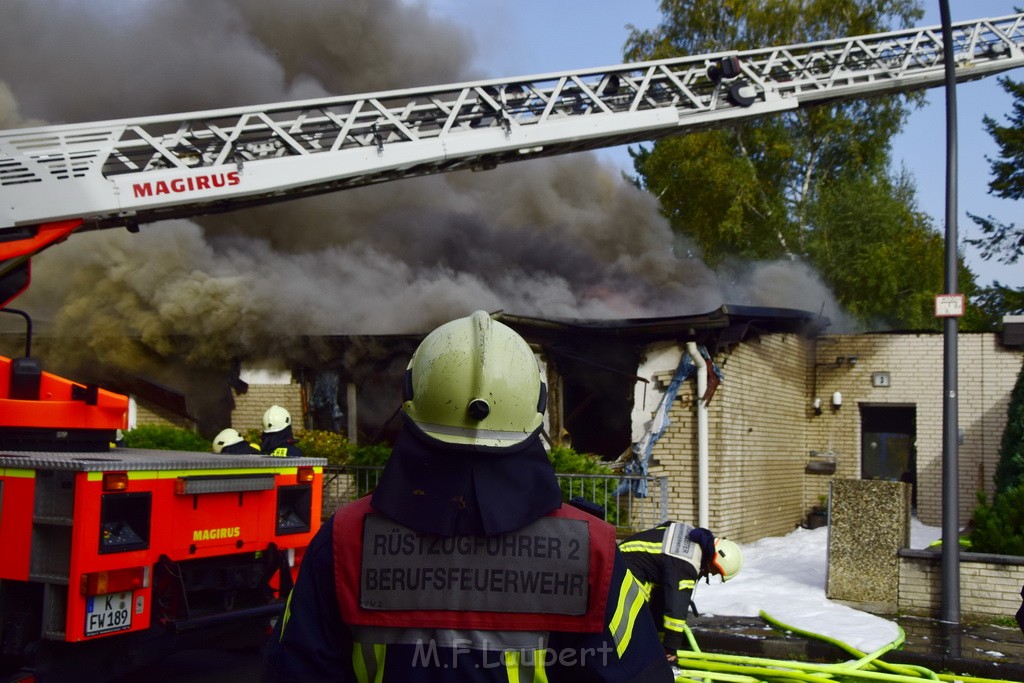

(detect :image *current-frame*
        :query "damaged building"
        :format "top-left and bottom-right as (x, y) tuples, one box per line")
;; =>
(1, 307), (1021, 543)
(216, 308), (1023, 544)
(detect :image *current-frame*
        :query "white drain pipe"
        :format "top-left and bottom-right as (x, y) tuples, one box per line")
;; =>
(686, 342), (709, 528)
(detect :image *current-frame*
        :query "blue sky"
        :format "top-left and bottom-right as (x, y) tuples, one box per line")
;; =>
(429, 1), (1023, 291)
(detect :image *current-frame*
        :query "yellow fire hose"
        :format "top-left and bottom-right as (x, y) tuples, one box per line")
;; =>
(671, 613), (1018, 683)
(757, 611), (929, 680)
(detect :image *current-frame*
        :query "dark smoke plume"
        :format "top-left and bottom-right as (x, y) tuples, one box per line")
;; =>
(0, 0), (849, 429)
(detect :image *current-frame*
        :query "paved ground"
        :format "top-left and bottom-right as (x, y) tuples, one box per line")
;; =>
(44, 613), (1024, 682)
(688, 614), (1024, 681)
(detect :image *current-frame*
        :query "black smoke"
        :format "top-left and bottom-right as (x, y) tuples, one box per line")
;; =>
(0, 0), (849, 432)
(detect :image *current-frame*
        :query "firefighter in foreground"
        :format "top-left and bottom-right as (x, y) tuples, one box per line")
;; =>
(619, 522), (743, 662)
(262, 310), (673, 682)
(261, 405), (305, 457)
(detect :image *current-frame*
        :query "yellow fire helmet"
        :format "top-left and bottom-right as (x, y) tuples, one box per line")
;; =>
(212, 428), (244, 454)
(402, 310), (547, 449)
(711, 538), (744, 581)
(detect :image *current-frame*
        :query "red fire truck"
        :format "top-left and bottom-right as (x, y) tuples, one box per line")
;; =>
(0, 329), (324, 680)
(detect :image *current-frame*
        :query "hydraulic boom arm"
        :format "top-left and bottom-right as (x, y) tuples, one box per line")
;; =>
(1, 13), (1023, 268)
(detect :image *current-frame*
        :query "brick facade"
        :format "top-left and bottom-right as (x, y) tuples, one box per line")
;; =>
(230, 384), (305, 434)
(647, 335), (812, 543)
(133, 402), (194, 430)
(128, 382), (304, 442)
(129, 329), (1021, 543)
(809, 333), (1021, 526)
(641, 331), (1022, 542)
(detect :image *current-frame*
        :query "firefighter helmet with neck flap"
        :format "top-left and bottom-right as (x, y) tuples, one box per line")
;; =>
(402, 310), (546, 449)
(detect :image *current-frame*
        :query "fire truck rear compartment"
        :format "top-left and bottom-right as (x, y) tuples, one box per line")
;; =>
(0, 450), (322, 666)
(153, 548), (288, 629)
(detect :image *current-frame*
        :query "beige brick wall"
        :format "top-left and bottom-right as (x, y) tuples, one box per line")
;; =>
(898, 552), (1024, 620)
(128, 384), (304, 438)
(231, 384), (305, 433)
(134, 402), (194, 430)
(125, 329), (1021, 540)
(810, 333), (1022, 526)
(650, 335), (812, 543)
(645, 331), (1022, 541)
(127, 385), (304, 437)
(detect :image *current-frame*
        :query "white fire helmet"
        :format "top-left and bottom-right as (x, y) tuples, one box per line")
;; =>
(711, 538), (744, 581)
(212, 428), (244, 454)
(263, 405), (292, 433)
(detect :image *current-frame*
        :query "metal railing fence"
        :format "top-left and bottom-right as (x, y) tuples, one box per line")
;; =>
(321, 465), (667, 536)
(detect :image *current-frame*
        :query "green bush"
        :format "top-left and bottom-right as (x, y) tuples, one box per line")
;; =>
(241, 428), (262, 449)
(548, 445), (609, 474)
(123, 425), (210, 452)
(970, 484), (1024, 556)
(295, 430), (352, 464)
(970, 361), (1024, 556)
(346, 443), (393, 468)
(242, 427), (381, 464)
(328, 442), (619, 513)
(344, 443), (393, 497)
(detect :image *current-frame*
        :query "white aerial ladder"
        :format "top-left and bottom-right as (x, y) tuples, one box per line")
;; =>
(1, 12), (1023, 292)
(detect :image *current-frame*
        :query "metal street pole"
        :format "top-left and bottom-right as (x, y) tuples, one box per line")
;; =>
(938, 0), (960, 625)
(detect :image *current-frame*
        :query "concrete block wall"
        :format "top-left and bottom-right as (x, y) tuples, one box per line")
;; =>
(826, 479), (911, 612)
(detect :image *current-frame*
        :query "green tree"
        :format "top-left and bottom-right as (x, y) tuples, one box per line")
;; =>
(971, 361), (1024, 555)
(963, 76), (1024, 322)
(967, 213), (1024, 267)
(994, 361), (1024, 496)
(804, 173), (946, 329)
(972, 282), (1024, 324)
(966, 75), (1024, 264)
(623, 1), (993, 330)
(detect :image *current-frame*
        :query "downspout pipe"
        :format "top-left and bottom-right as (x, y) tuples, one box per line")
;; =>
(686, 342), (709, 529)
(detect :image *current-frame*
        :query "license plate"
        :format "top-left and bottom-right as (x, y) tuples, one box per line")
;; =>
(85, 591), (132, 636)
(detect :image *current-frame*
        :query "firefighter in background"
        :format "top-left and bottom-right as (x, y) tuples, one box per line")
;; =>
(261, 405), (304, 457)
(212, 427), (260, 455)
(262, 311), (672, 682)
(1016, 585), (1024, 636)
(619, 522), (743, 662)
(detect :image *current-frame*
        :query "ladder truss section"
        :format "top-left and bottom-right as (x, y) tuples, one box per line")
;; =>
(1, 13), (1023, 233)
